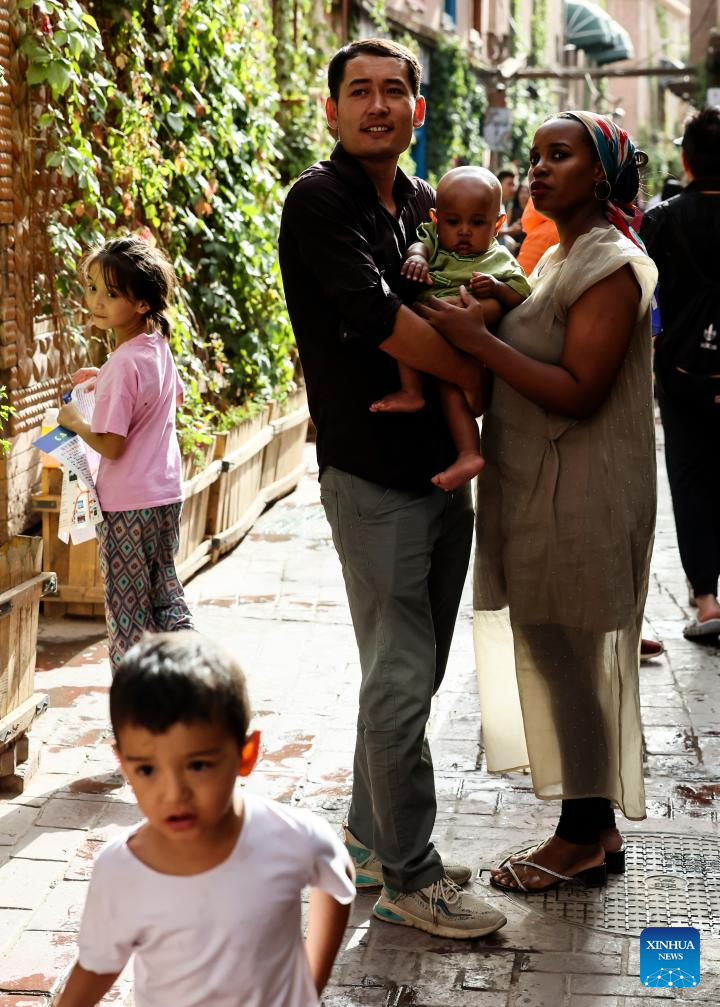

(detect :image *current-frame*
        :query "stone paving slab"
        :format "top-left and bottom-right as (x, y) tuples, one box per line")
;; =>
(0, 432), (718, 1004)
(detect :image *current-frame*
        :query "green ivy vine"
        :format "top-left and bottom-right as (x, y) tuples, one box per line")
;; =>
(0, 386), (12, 454)
(19, 0), (303, 449)
(529, 0), (548, 67)
(273, 0), (335, 185)
(425, 34), (487, 182)
(505, 0), (553, 167)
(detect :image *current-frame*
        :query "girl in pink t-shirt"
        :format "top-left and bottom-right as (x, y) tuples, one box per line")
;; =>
(58, 237), (193, 669)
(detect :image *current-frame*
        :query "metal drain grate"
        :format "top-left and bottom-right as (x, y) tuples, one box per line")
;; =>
(497, 832), (720, 936)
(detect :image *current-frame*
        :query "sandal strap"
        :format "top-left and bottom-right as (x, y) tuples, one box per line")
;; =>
(504, 860), (527, 892)
(512, 858), (574, 883)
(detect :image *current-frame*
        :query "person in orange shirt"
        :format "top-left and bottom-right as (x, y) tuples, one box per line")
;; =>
(517, 196), (559, 275)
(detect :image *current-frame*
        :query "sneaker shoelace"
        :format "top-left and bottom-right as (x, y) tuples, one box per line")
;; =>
(428, 876), (463, 922)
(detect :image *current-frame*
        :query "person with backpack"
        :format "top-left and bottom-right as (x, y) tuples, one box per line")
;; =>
(640, 106), (720, 640)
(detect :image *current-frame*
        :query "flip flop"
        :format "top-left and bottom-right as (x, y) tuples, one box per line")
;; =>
(502, 841), (625, 874)
(684, 617), (720, 639)
(490, 851), (607, 894)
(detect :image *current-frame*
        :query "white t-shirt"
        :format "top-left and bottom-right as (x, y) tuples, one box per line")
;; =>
(77, 794), (355, 1007)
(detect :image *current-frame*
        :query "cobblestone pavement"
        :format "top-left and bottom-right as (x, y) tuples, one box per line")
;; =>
(1, 424), (719, 1005)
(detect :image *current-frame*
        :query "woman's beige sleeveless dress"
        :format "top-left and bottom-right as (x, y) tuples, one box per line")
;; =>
(473, 225), (658, 820)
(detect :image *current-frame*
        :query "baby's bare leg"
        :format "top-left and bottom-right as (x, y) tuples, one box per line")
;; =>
(370, 362), (425, 413)
(432, 383), (484, 491)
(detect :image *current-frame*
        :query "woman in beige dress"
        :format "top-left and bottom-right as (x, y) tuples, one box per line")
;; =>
(420, 112), (658, 892)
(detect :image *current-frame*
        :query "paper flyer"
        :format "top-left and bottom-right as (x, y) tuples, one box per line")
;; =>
(59, 468), (102, 544)
(33, 380), (104, 544)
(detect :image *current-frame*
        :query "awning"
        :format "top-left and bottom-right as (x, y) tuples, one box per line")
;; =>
(594, 23), (634, 65)
(565, 1), (634, 64)
(566, 1), (614, 50)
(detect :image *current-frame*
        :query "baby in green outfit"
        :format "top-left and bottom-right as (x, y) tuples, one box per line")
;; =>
(371, 166), (531, 491)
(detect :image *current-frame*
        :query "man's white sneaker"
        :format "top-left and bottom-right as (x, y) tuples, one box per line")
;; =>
(344, 826), (472, 888)
(372, 876), (507, 938)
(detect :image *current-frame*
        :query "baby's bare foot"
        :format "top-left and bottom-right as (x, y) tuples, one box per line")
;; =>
(369, 390), (425, 413)
(431, 452), (485, 492)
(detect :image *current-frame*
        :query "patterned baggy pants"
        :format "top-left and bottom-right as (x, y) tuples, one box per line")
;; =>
(96, 502), (194, 670)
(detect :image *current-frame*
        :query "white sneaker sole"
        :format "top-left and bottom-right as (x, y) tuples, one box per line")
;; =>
(373, 900), (507, 939)
(684, 617), (720, 638)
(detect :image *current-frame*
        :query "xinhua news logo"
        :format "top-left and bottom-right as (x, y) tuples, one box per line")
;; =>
(640, 927), (700, 988)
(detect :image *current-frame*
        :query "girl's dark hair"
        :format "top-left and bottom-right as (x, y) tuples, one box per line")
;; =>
(110, 632), (252, 748)
(81, 237), (177, 338)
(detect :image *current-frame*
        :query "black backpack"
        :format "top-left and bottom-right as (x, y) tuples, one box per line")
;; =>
(654, 216), (720, 406)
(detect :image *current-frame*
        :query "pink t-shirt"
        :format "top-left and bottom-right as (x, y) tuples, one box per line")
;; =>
(92, 331), (183, 512)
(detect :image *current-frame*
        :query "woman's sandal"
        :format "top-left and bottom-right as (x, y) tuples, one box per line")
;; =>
(490, 853), (607, 894)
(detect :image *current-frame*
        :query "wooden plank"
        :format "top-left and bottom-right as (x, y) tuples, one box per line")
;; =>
(262, 462), (307, 506)
(176, 538), (213, 584)
(181, 458), (221, 497)
(221, 424), (274, 471)
(0, 571), (55, 611)
(270, 404), (310, 435)
(0, 693), (49, 750)
(30, 493), (60, 511)
(211, 494), (267, 555)
(45, 584), (105, 604)
(213, 409), (270, 459)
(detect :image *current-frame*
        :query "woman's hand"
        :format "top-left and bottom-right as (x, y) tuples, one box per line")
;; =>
(57, 402), (84, 433)
(416, 286), (492, 360)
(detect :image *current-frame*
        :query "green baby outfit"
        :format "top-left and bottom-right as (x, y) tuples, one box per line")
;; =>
(416, 221), (531, 303)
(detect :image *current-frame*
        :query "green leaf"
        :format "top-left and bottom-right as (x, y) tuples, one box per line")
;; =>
(27, 63), (50, 86)
(47, 60), (72, 96)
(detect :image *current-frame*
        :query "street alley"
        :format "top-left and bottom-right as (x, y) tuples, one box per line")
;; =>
(0, 423), (719, 1006)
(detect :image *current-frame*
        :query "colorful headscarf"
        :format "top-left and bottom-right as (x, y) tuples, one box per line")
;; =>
(560, 110), (647, 249)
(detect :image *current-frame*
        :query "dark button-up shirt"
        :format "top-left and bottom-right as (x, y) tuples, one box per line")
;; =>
(641, 178), (720, 333)
(279, 143), (454, 489)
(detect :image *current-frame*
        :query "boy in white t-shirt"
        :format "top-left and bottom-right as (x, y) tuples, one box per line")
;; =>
(55, 633), (355, 1007)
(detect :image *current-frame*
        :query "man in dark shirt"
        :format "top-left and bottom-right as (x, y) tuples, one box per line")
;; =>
(279, 38), (506, 939)
(640, 106), (720, 640)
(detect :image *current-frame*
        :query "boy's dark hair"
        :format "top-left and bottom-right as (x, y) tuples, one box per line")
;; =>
(497, 170), (518, 183)
(328, 38), (421, 101)
(110, 632), (251, 748)
(81, 237), (177, 339)
(682, 106), (720, 179)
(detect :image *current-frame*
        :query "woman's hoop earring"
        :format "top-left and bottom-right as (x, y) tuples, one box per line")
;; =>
(594, 179), (612, 201)
(634, 150), (649, 168)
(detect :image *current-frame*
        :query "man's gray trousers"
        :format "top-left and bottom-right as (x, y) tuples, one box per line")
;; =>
(320, 466), (473, 892)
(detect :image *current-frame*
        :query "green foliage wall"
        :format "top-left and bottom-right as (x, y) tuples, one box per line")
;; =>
(273, 0), (334, 185)
(505, 0), (554, 169)
(425, 34), (487, 183)
(19, 0), (331, 441)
